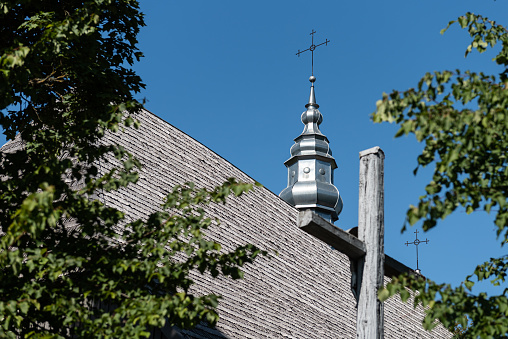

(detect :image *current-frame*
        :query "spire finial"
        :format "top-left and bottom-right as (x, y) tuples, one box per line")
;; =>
(296, 30), (330, 75)
(307, 75), (317, 108)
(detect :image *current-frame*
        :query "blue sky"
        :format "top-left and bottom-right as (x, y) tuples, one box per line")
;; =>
(2, 1), (507, 296)
(130, 0), (507, 295)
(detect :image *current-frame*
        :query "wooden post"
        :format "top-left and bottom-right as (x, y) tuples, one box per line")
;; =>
(356, 146), (385, 339)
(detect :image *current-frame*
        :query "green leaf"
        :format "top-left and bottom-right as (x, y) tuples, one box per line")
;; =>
(378, 288), (391, 302)
(464, 280), (474, 291)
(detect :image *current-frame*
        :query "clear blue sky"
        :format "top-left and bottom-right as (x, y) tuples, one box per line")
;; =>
(2, 1), (507, 296)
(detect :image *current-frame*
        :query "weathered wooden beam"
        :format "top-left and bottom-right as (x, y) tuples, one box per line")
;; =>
(357, 146), (385, 339)
(298, 210), (366, 259)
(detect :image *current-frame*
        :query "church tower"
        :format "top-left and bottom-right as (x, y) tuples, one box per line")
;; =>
(280, 75), (343, 222)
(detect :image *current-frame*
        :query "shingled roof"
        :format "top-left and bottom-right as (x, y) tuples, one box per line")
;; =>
(98, 109), (452, 338)
(0, 108), (452, 338)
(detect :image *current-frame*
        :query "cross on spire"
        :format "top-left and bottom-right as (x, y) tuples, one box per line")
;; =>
(405, 230), (429, 274)
(296, 30), (330, 75)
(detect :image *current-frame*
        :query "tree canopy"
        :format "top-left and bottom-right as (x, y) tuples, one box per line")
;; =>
(0, 1), (263, 337)
(374, 12), (508, 338)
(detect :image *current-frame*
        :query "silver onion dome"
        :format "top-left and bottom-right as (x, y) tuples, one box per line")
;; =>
(280, 76), (343, 222)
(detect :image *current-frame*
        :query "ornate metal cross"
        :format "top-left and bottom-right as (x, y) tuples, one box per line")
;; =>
(405, 230), (429, 274)
(296, 30), (330, 75)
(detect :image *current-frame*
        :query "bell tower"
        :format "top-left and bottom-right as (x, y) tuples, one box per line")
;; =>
(280, 75), (343, 222)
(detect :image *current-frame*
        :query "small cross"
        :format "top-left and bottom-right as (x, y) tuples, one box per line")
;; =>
(296, 30), (330, 75)
(405, 230), (429, 274)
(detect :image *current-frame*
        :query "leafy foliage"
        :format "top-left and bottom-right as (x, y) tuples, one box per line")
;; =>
(374, 12), (508, 338)
(0, 1), (264, 338)
(1, 179), (264, 338)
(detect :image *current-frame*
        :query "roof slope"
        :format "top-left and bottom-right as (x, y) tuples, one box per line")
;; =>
(100, 109), (451, 339)
(1, 109), (452, 338)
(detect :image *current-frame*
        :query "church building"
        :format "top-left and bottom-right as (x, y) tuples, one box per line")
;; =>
(0, 34), (452, 336)
(92, 74), (452, 338)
